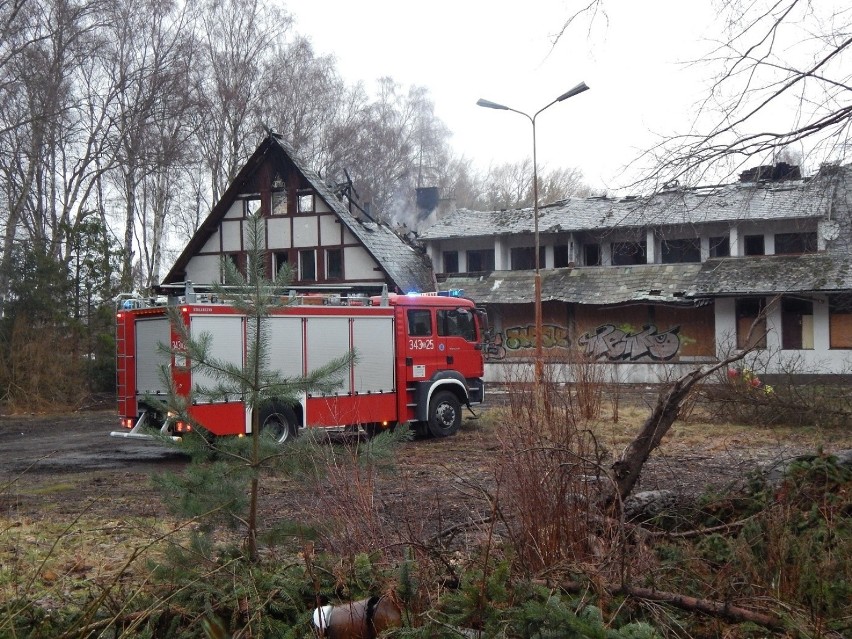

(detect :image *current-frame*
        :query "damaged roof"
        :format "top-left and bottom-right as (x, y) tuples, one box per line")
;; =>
(164, 135), (434, 293)
(440, 263), (704, 306)
(691, 254), (852, 296)
(442, 253), (852, 306)
(420, 175), (836, 240)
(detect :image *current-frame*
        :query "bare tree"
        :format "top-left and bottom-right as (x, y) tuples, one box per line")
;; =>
(193, 0), (292, 202)
(333, 78), (454, 223)
(102, 0), (198, 289)
(559, 0), (851, 186)
(0, 0), (122, 312)
(472, 159), (589, 210)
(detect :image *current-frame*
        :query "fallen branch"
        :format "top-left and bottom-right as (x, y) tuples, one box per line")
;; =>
(531, 579), (782, 631)
(619, 585), (781, 630)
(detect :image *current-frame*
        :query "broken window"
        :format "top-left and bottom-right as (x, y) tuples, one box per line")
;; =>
(583, 243), (601, 266)
(829, 294), (852, 348)
(736, 298), (767, 349)
(775, 232), (817, 254)
(273, 251), (290, 275)
(325, 248), (343, 280)
(781, 297), (814, 349)
(271, 190), (287, 216)
(709, 236), (730, 258)
(612, 241), (647, 265)
(553, 244), (571, 268)
(466, 249), (495, 272)
(510, 246), (545, 270)
(297, 192), (314, 213)
(744, 234), (765, 256)
(298, 249), (316, 281)
(661, 238), (700, 263)
(443, 251), (459, 273)
(244, 199), (261, 217)
(222, 253), (244, 282)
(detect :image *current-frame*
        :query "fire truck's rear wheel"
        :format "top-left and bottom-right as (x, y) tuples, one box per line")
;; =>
(260, 405), (297, 444)
(427, 391), (461, 438)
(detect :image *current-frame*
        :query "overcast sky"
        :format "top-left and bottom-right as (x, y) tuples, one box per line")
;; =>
(282, 0), (722, 193)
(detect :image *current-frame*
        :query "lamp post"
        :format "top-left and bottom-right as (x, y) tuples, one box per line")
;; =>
(477, 82), (590, 384)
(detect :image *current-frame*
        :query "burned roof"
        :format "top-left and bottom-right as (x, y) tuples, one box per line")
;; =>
(420, 173), (838, 240)
(440, 263), (704, 306)
(164, 135), (433, 293)
(690, 254), (852, 296)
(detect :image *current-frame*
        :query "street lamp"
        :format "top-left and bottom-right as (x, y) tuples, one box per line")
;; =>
(477, 82), (590, 384)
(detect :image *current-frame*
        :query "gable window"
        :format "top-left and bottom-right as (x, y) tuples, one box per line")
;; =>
(407, 309), (432, 336)
(554, 245), (571, 268)
(584, 243), (601, 266)
(298, 249), (316, 281)
(781, 297), (814, 350)
(466, 249), (495, 272)
(661, 238), (700, 263)
(325, 248), (343, 280)
(829, 294), (852, 349)
(222, 253), (244, 282)
(612, 241), (647, 266)
(736, 298), (767, 349)
(744, 234), (765, 256)
(271, 191), (287, 216)
(244, 198), (261, 216)
(443, 251), (459, 273)
(273, 251), (290, 276)
(510, 246), (545, 270)
(775, 232), (817, 255)
(709, 236), (730, 258)
(297, 193), (314, 213)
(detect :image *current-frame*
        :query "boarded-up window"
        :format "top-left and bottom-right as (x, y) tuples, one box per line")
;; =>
(829, 294), (852, 348)
(654, 305), (715, 357)
(736, 298), (767, 349)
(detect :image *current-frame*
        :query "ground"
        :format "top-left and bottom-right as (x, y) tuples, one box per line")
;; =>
(2, 399), (848, 532)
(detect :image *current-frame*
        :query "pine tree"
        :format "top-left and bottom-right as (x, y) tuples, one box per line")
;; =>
(154, 210), (353, 561)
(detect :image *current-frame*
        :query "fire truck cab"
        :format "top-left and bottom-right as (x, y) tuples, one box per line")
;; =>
(113, 288), (486, 441)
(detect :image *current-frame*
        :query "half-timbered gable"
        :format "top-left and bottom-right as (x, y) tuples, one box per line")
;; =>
(164, 135), (434, 294)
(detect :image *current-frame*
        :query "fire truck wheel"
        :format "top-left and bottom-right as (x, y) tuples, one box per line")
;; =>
(260, 406), (297, 444)
(427, 391), (461, 438)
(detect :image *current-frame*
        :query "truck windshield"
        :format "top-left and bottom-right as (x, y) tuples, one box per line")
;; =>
(437, 308), (476, 341)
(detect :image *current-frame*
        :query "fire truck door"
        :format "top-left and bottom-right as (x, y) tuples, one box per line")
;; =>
(435, 307), (479, 372)
(404, 308), (440, 382)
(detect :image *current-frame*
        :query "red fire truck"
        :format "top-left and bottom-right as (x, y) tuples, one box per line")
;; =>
(112, 288), (486, 442)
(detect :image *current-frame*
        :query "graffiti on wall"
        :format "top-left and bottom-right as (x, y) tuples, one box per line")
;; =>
(578, 324), (681, 361)
(485, 323), (683, 362)
(484, 324), (569, 361)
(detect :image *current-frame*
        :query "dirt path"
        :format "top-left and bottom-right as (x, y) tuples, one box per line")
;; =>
(1, 407), (847, 528)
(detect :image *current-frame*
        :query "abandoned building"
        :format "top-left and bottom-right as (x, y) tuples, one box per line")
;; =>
(419, 163), (852, 383)
(164, 134), (434, 297)
(162, 131), (852, 384)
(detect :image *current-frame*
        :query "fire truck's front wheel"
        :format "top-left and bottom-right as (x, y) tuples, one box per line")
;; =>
(427, 390), (461, 438)
(260, 405), (297, 444)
